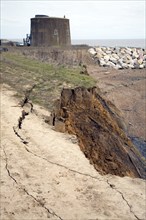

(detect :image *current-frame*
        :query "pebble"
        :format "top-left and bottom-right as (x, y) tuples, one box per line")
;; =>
(88, 46), (146, 69)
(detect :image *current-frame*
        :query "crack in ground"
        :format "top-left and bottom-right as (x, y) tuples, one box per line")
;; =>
(3, 139), (141, 220)
(107, 179), (140, 220)
(12, 90), (103, 182)
(25, 144), (102, 181)
(23, 188), (63, 220)
(2, 146), (63, 220)
(13, 126), (29, 144)
(3, 148), (18, 184)
(12, 89), (142, 219)
(13, 124), (103, 181)
(2, 86), (64, 219)
(13, 125), (142, 220)
(18, 110), (29, 129)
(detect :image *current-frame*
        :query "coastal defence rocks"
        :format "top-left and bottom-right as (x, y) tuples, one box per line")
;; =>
(50, 87), (145, 179)
(88, 46), (146, 69)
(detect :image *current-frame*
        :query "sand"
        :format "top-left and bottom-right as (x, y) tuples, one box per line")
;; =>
(88, 66), (146, 139)
(0, 84), (146, 220)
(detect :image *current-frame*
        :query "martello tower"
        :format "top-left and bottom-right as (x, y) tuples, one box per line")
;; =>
(30, 15), (71, 46)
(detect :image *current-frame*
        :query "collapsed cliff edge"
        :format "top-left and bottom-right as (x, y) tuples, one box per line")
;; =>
(49, 86), (145, 179)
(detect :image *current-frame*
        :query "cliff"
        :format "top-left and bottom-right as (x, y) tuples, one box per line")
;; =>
(51, 87), (145, 178)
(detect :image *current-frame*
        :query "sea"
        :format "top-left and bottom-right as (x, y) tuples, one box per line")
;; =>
(8, 38), (146, 48)
(71, 39), (146, 48)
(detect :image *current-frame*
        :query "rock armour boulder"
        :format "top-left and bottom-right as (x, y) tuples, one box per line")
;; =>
(88, 46), (146, 69)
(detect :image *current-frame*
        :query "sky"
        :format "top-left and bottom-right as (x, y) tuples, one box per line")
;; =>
(1, 0), (145, 40)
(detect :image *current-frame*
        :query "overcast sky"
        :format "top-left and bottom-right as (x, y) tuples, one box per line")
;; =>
(1, 0), (145, 40)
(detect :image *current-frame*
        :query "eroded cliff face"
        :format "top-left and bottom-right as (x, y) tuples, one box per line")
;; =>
(51, 87), (145, 179)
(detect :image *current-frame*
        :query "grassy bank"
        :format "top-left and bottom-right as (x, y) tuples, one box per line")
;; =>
(1, 51), (96, 109)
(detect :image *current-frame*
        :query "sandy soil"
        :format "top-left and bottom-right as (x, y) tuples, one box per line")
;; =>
(0, 83), (146, 220)
(88, 67), (146, 138)
(88, 66), (146, 157)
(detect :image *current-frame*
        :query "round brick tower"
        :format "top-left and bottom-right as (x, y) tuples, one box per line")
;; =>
(30, 15), (71, 46)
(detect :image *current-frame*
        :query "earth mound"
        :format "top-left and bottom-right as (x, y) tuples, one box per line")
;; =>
(50, 87), (145, 179)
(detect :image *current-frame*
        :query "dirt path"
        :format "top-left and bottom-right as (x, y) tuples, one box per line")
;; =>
(0, 84), (146, 220)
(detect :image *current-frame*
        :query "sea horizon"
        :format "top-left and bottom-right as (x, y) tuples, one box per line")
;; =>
(72, 39), (146, 48)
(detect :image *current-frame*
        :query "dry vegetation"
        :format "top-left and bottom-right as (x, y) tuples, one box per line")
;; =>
(1, 50), (96, 110)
